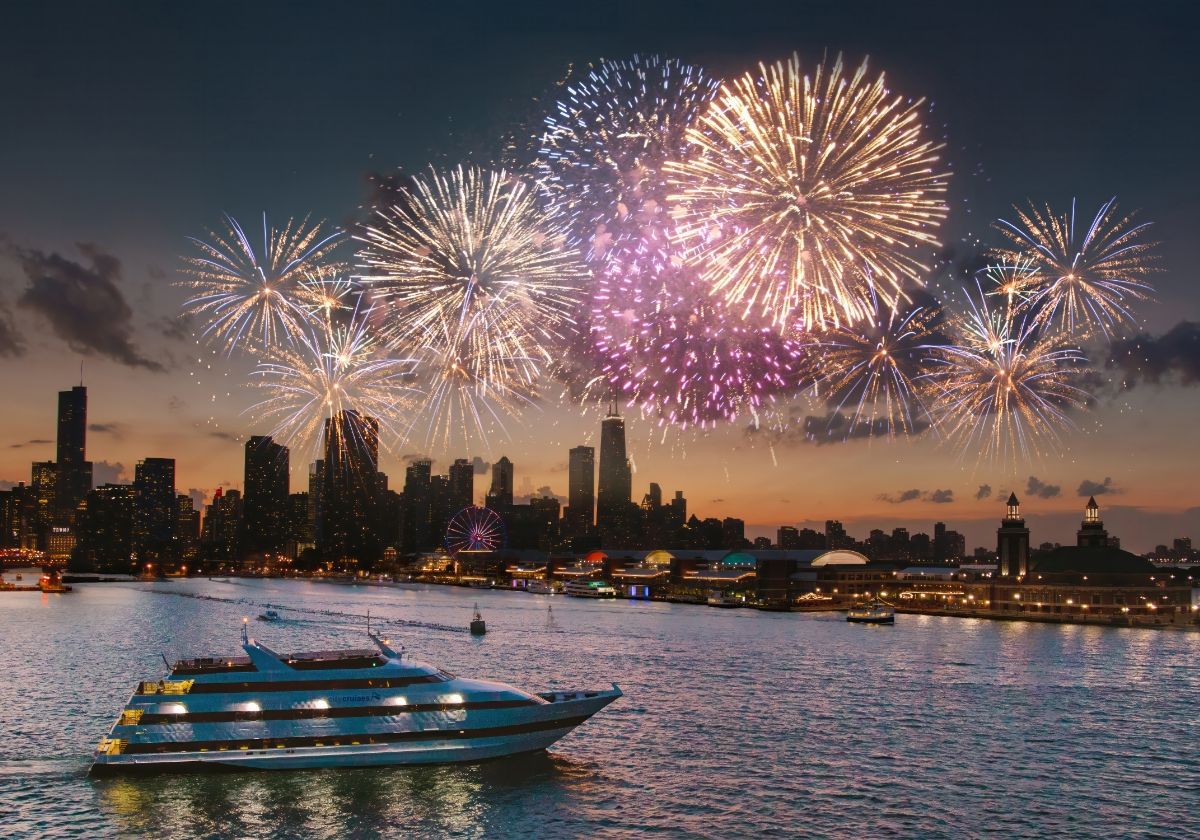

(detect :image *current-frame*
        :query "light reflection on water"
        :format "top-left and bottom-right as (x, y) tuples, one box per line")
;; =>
(1, 579), (1198, 838)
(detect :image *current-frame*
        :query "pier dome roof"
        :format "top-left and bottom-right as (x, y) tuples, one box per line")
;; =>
(644, 549), (675, 567)
(720, 551), (757, 568)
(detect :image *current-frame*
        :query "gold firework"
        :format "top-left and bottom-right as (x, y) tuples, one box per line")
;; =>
(665, 53), (949, 331)
(924, 287), (1090, 463)
(994, 198), (1157, 337)
(182, 213), (345, 353)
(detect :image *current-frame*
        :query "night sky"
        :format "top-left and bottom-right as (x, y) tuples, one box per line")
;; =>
(1, 0), (1197, 551)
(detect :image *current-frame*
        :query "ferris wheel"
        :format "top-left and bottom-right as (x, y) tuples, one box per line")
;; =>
(445, 505), (507, 554)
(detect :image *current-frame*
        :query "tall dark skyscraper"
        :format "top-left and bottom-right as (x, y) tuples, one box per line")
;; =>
(567, 445), (595, 531)
(320, 410), (381, 563)
(597, 403), (631, 540)
(486, 457), (513, 510)
(133, 458), (176, 562)
(54, 385), (92, 526)
(401, 458), (433, 552)
(448, 458), (474, 515)
(243, 435), (290, 554)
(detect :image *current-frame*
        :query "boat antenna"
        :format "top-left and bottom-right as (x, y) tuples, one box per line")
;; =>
(367, 608), (371, 636)
(241, 616), (249, 644)
(161, 652), (170, 670)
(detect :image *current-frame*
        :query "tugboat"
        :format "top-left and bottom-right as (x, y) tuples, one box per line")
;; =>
(257, 610), (282, 622)
(469, 605), (486, 636)
(846, 598), (895, 624)
(91, 624), (620, 774)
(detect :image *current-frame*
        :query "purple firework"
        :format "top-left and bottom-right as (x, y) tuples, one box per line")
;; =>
(589, 227), (811, 428)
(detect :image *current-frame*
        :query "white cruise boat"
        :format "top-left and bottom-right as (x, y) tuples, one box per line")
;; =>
(91, 629), (620, 774)
(846, 598), (895, 624)
(563, 579), (617, 598)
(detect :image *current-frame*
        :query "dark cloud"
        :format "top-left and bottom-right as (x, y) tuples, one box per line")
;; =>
(711, 497), (727, 504)
(1107, 321), (1200, 388)
(0, 479), (19, 490)
(1078, 477), (1121, 497)
(0, 299), (23, 357)
(1026, 476), (1061, 499)
(750, 412), (933, 448)
(89, 422), (127, 439)
(167, 395), (186, 414)
(471, 456), (489, 475)
(879, 489), (923, 504)
(13, 243), (164, 371)
(93, 460), (127, 484)
(158, 312), (194, 342)
(9, 438), (51, 449)
(208, 429), (238, 442)
(879, 488), (955, 504)
(401, 453), (432, 467)
(975, 484), (992, 500)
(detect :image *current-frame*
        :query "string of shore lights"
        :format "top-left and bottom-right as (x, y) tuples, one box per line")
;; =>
(177, 52), (1160, 466)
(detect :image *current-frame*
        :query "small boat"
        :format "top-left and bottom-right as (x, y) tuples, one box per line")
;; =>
(91, 626), (620, 774)
(563, 579), (617, 599)
(706, 590), (744, 608)
(526, 580), (556, 595)
(257, 610), (282, 622)
(470, 605), (486, 636)
(846, 598), (895, 624)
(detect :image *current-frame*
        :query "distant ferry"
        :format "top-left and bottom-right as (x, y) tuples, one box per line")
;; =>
(525, 580), (556, 595)
(706, 591), (745, 608)
(91, 628), (620, 774)
(563, 579), (618, 599)
(846, 599), (895, 624)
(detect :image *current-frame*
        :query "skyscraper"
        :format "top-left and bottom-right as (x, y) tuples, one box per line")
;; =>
(486, 457), (513, 510)
(54, 385), (93, 526)
(320, 410), (381, 563)
(597, 402), (631, 539)
(401, 459), (432, 552)
(134, 458), (176, 562)
(567, 445), (595, 531)
(242, 435), (290, 554)
(448, 458), (474, 514)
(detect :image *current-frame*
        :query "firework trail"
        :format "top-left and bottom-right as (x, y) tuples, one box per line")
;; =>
(665, 53), (949, 331)
(249, 298), (419, 460)
(356, 164), (588, 448)
(994, 197), (1157, 337)
(182, 213), (345, 353)
(923, 284), (1090, 463)
(536, 54), (719, 260)
(806, 288), (943, 440)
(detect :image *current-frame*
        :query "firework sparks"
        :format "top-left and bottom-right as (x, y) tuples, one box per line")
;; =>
(994, 197), (1157, 337)
(249, 300), (418, 459)
(924, 285), (1090, 463)
(588, 226), (810, 429)
(536, 54), (719, 260)
(807, 289), (943, 440)
(297, 272), (360, 326)
(665, 53), (949, 331)
(181, 213), (345, 353)
(356, 164), (588, 448)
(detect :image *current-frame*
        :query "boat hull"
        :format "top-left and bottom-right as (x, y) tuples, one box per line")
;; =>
(91, 690), (618, 775)
(846, 615), (895, 624)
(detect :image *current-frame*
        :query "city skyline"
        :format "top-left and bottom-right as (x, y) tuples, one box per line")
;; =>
(0, 379), (1192, 556)
(1, 2), (1198, 554)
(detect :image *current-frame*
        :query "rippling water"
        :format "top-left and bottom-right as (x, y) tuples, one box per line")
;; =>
(1, 580), (1197, 838)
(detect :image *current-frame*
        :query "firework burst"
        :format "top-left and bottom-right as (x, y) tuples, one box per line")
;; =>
(807, 289), (943, 440)
(182, 213), (345, 353)
(588, 226), (810, 429)
(356, 164), (588, 447)
(536, 54), (719, 260)
(665, 53), (949, 331)
(994, 197), (1157, 337)
(249, 299), (418, 459)
(924, 286), (1090, 463)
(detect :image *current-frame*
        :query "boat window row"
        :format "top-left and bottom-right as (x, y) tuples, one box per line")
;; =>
(133, 698), (536, 725)
(120, 714), (591, 755)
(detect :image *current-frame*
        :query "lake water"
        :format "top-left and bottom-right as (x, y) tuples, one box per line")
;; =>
(1, 579), (1197, 838)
